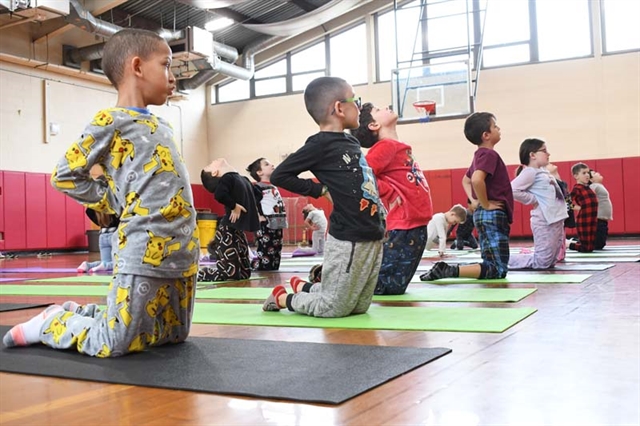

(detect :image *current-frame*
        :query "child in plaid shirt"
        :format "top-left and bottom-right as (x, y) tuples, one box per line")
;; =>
(568, 162), (598, 253)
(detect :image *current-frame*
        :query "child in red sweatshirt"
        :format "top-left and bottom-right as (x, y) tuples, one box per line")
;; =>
(352, 103), (433, 294)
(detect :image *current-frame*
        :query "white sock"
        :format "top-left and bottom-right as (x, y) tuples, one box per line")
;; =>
(77, 261), (89, 273)
(89, 262), (111, 273)
(62, 301), (81, 313)
(3, 305), (64, 347)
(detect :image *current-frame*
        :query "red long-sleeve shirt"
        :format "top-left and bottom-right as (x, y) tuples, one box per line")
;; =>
(365, 138), (433, 230)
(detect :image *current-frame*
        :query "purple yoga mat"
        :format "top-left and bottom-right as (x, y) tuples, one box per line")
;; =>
(0, 267), (80, 273)
(0, 277), (28, 282)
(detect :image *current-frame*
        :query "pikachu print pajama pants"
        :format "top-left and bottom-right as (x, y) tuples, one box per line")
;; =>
(38, 273), (196, 357)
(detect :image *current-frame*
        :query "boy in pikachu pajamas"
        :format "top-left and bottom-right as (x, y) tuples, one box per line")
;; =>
(3, 29), (199, 357)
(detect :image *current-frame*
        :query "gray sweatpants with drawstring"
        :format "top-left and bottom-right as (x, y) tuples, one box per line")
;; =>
(289, 234), (383, 318)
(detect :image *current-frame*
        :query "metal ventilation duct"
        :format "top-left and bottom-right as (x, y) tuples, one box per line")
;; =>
(64, 0), (240, 80)
(242, 0), (368, 36)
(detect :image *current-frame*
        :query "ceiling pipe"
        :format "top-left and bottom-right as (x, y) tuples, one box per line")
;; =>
(65, 0), (239, 63)
(66, 0), (121, 37)
(178, 35), (281, 91)
(242, 0), (368, 36)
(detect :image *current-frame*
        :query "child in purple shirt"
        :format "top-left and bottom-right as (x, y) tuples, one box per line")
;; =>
(421, 112), (513, 280)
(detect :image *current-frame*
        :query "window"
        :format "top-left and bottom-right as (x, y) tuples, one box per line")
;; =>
(536, 0), (591, 61)
(426, 0), (473, 53)
(291, 42), (325, 73)
(482, 45), (530, 68)
(292, 72), (325, 92)
(217, 78), (250, 103)
(330, 23), (367, 85)
(377, 2), (423, 81)
(601, 0), (640, 53)
(291, 42), (326, 91)
(254, 59), (287, 97)
(483, 0), (530, 46)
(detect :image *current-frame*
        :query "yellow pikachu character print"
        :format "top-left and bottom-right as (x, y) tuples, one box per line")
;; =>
(65, 134), (95, 170)
(112, 107), (140, 118)
(145, 284), (170, 317)
(43, 311), (75, 344)
(85, 194), (116, 215)
(143, 231), (180, 267)
(96, 344), (112, 358)
(174, 279), (194, 309)
(91, 110), (114, 127)
(183, 262), (198, 277)
(117, 223), (128, 249)
(161, 306), (182, 339)
(50, 166), (76, 190)
(108, 286), (132, 329)
(160, 187), (193, 222)
(186, 226), (200, 252)
(134, 116), (159, 134)
(121, 192), (149, 219)
(128, 332), (153, 352)
(143, 145), (179, 177)
(72, 328), (89, 352)
(110, 130), (135, 169)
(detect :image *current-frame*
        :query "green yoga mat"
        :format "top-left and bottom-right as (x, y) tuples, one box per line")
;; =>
(192, 303), (537, 333)
(0, 284), (537, 303)
(29, 276), (266, 284)
(196, 287), (536, 302)
(421, 273), (591, 284)
(0, 285), (107, 296)
(457, 252), (639, 260)
(562, 257), (639, 263)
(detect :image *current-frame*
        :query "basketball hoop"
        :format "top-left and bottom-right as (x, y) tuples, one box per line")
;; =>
(413, 100), (437, 116)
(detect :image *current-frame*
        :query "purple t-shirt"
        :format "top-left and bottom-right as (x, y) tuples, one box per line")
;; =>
(465, 147), (514, 223)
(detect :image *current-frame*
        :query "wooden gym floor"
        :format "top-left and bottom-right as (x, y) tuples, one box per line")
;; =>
(0, 239), (638, 426)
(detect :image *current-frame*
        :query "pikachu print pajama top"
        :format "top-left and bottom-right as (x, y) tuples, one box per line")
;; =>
(47, 107), (200, 357)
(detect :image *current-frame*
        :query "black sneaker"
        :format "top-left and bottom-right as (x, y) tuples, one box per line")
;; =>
(308, 264), (322, 283)
(420, 262), (459, 281)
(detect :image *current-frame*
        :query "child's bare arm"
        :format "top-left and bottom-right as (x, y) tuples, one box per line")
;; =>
(462, 175), (478, 209)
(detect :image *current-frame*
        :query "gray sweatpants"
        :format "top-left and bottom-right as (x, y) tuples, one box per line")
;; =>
(290, 234), (383, 318)
(38, 273), (196, 357)
(509, 215), (564, 270)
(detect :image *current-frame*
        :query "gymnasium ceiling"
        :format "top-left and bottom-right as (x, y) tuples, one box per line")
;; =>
(95, 0), (337, 52)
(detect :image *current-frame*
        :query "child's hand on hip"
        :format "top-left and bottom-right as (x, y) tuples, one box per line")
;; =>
(230, 204), (247, 223)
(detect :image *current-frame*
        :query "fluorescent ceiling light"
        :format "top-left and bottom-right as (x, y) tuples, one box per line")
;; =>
(205, 17), (234, 32)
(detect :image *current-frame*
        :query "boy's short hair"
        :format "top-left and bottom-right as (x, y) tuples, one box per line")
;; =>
(102, 28), (166, 89)
(200, 170), (220, 194)
(246, 157), (265, 182)
(351, 102), (378, 148)
(304, 76), (349, 125)
(571, 162), (589, 176)
(463, 112), (496, 145)
(450, 204), (468, 223)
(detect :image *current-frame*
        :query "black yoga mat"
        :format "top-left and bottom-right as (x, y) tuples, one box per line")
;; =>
(0, 303), (53, 313)
(0, 326), (451, 404)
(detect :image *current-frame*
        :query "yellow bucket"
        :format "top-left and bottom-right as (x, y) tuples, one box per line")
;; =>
(196, 212), (218, 249)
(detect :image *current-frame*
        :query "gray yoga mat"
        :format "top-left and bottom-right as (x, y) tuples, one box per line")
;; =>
(0, 303), (53, 312)
(0, 325), (450, 404)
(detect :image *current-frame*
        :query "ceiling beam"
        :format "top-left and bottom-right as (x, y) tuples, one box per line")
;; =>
(210, 8), (261, 25)
(33, 0), (129, 45)
(287, 0), (317, 13)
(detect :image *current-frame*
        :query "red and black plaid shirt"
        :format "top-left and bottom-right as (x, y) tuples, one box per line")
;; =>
(570, 184), (598, 252)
